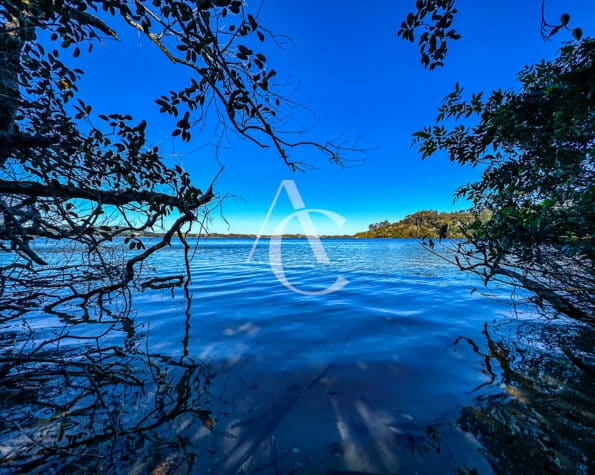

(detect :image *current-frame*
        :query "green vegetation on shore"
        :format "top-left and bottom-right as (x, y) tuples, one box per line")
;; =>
(125, 211), (475, 239)
(355, 210), (475, 238)
(124, 210), (476, 239)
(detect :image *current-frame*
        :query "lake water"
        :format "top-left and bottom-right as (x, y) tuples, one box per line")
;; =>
(2, 238), (586, 474)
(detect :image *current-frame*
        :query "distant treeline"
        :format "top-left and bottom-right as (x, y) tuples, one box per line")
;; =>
(116, 232), (353, 239)
(355, 210), (476, 238)
(73, 212), (477, 239)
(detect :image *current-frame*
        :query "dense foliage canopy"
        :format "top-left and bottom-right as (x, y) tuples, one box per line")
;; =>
(413, 39), (594, 323)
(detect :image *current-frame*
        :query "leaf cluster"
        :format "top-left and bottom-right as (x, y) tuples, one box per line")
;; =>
(413, 40), (595, 321)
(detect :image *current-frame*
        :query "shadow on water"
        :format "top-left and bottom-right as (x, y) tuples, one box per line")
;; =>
(1, 294), (479, 475)
(456, 319), (594, 474)
(0, 246), (593, 474)
(0, 300), (222, 474)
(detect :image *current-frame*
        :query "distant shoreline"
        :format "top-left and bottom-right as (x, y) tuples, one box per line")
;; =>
(119, 210), (474, 240)
(132, 234), (429, 239)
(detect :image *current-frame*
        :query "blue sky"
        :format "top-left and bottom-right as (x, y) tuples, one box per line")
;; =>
(70, 0), (594, 235)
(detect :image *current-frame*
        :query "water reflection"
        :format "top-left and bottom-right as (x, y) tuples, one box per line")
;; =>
(0, 306), (220, 473)
(457, 320), (594, 474)
(0, 239), (592, 473)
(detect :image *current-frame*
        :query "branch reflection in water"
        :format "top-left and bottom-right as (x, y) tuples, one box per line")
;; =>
(1, 238), (593, 474)
(0, 294), (222, 473)
(457, 319), (593, 474)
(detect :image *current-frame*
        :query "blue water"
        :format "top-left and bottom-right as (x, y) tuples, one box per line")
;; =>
(131, 238), (521, 473)
(3, 238), (542, 473)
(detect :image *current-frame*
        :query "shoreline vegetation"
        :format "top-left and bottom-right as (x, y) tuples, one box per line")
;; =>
(353, 210), (474, 238)
(130, 210), (476, 239)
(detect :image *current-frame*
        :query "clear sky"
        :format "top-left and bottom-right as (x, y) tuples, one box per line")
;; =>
(69, 0), (594, 235)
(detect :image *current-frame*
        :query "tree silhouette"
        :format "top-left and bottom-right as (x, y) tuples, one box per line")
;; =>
(399, 0), (583, 69)
(413, 40), (594, 323)
(0, 0), (345, 317)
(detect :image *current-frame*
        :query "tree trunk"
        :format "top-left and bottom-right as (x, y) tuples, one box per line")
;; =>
(0, 11), (25, 163)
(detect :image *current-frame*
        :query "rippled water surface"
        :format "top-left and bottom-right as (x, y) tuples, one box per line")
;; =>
(4, 238), (560, 474)
(134, 238), (521, 473)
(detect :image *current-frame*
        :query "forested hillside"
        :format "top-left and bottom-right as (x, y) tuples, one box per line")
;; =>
(355, 210), (475, 238)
